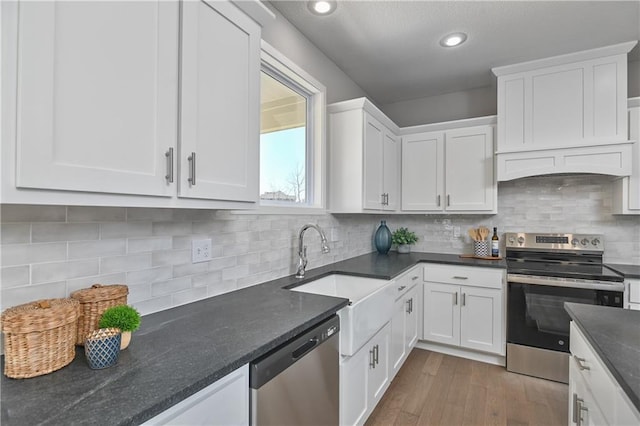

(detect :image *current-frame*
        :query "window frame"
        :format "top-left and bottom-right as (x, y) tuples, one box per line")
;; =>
(256, 41), (327, 213)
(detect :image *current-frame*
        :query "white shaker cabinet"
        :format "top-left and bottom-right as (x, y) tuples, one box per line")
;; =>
(143, 364), (249, 426)
(422, 264), (505, 356)
(613, 99), (640, 214)
(179, 0), (260, 203)
(390, 268), (420, 378)
(402, 122), (496, 213)
(340, 322), (391, 426)
(2, 0), (270, 208)
(11, 1), (179, 197)
(625, 278), (640, 310)
(328, 98), (400, 213)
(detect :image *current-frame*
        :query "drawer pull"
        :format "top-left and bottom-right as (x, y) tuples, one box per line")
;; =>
(398, 285), (407, 292)
(411, 276), (419, 281)
(452, 276), (468, 280)
(574, 356), (590, 371)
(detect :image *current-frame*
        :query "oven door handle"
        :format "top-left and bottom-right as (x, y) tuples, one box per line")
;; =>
(507, 274), (624, 292)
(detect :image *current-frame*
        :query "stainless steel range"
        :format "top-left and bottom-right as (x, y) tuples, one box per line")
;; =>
(505, 232), (624, 383)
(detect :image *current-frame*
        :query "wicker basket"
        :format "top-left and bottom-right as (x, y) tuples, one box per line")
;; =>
(70, 284), (128, 345)
(1, 298), (80, 379)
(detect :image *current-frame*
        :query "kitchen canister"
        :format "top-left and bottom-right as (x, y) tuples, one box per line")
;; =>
(84, 328), (122, 369)
(374, 220), (392, 254)
(474, 241), (490, 257)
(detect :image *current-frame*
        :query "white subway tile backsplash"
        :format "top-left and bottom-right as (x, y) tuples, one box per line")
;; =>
(1, 266), (30, 288)
(1, 224), (30, 244)
(68, 239), (126, 259)
(1, 242), (66, 266)
(1, 281), (66, 310)
(1, 205), (66, 222)
(32, 223), (99, 243)
(31, 259), (99, 284)
(1, 174), (637, 319)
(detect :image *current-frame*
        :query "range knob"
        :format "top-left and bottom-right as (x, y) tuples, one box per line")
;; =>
(508, 236), (516, 244)
(592, 238), (600, 246)
(517, 236), (525, 245)
(571, 238), (579, 246)
(580, 238), (589, 246)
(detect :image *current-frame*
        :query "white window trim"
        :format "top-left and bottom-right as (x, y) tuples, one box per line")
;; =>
(243, 40), (327, 214)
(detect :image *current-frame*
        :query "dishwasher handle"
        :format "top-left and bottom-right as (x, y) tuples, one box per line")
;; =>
(292, 338), (319, 360)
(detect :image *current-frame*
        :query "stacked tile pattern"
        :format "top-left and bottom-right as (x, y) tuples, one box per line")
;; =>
(1, 175), (638, 316)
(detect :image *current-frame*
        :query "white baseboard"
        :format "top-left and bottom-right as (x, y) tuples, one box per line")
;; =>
(414, 340), (506, 366)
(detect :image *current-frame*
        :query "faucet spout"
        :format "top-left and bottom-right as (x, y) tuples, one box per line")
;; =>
(296, 223), (330, 278)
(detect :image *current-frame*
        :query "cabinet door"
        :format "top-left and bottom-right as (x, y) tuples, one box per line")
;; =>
(143, 365), (249, 425)
(405, 285), (419, 350)
(401, 132), (444, 211)
(368, 322), (391, 406)
(340, 346), (369, 426)
(390, 295), (407, 378)
(569, 362), (608, 426)
(179, 0), (260, 202)
(460, 286), (503, 355)
(626, 106), (640, 210)
(382, 131), (400, 211)
(15, 1), (179, 197)
(423, 283), (460, 346)
(363, 113), (385, 210)
(445, 126), (495, 211)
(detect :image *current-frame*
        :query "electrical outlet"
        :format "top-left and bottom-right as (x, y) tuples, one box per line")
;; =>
(453, 226), (461, 238)
(192, 239), (212, 263)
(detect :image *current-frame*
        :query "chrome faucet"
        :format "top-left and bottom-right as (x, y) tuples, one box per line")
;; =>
(296, 223), (330, 278)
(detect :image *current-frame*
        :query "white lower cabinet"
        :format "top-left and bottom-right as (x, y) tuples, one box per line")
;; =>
(390, 271), (420, 378)
(143, 364), (249, 426)
(569, 322), (640, 425)
(340, 322), (391, 426)
(422, 264), (505, 356)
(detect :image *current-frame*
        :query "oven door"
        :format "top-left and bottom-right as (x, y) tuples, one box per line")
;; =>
(507, 281), (623, 353)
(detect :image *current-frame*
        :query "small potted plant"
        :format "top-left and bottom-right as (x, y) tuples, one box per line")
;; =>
(391, 227), (418, 253)
(98, 305), (141, 350)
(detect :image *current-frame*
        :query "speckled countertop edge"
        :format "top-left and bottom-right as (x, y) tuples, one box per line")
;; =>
(605, 263), (640, 279)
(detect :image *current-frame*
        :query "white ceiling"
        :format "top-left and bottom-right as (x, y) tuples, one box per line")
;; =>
(269, 1), (640, 105)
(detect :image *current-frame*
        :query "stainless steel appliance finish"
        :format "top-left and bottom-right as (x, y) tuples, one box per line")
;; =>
(505, 232), (623, 383)
(250, 315), (340, 426)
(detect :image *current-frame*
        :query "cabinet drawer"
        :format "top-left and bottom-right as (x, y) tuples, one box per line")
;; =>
(394, 266), (421, 300)
(423, 263), (503, 289)
(569, 322), (616, 421)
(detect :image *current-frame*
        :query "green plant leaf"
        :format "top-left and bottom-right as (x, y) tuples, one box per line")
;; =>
(98, 305), (141, 332)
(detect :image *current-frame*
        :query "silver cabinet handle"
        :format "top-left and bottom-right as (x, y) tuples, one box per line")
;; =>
(447, 194), (451, 206)
(381, 193), (385, 205)
(411, 276), (419, 281)
(437, 195), (441, 206)
(165, 147), (174, 183)
(406, 299), (411, 314)
(574, 356), (590, 371)
(461, 293), (466, 306)
(578, 402), (588, 426)
(572, 393), (582, 424)
(409, 298), (413, 313)
(369, 346), (376, 368)
(187, 152), (196, 186)
(398, 285), (407, 292)
(453, 292), (458, 305)
(452, 276), (468, 280)
(374, 344), (379, 365)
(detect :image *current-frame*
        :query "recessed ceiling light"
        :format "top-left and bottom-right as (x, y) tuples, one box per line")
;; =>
(440, 32), (468, 48)
(308, 1), (337, 15)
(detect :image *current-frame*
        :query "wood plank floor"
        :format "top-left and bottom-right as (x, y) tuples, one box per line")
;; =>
(365, 349), (568, 426)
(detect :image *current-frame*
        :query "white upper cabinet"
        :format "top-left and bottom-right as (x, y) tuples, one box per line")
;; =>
(13, 1), (179, 197)
(401, 119), (496, 213)
(613, 99), (640, 214)
(2, 0), (272, 208)
(328, 98), (400, 213)
(492, 41), (637, 181)
(179, 0), (260, 203)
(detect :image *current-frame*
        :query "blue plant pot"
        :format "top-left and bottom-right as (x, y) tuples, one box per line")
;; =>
(85, 328), (121, 370)
(374, 220), (392, 254)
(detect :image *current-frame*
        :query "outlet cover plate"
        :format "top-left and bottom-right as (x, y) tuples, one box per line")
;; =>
(192, 239), (212, 263)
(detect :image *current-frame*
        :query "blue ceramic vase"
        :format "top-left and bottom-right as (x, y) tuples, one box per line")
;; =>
(374, 220), (392, 254)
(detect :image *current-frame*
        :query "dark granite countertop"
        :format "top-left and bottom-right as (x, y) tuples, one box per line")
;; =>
(1, 251), (505, 425)
(606, 263), (640, 279)
(565, 303), (640, 413)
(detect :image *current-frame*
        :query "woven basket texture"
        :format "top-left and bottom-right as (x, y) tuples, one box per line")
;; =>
(1, 298), (80, 379)
(84, 328), (121, 369)
(70, 284), (128, 345)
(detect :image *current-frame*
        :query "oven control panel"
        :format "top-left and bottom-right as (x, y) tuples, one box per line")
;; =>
(505, 233), (604, 251)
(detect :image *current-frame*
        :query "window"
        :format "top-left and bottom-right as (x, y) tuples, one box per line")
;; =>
(259, 42), (326, 209)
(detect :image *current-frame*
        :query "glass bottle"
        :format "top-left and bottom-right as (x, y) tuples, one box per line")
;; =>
(491, 227), (500, 257)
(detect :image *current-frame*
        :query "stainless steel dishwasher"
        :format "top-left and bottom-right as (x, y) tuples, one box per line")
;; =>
(250, 315), (340, 425)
